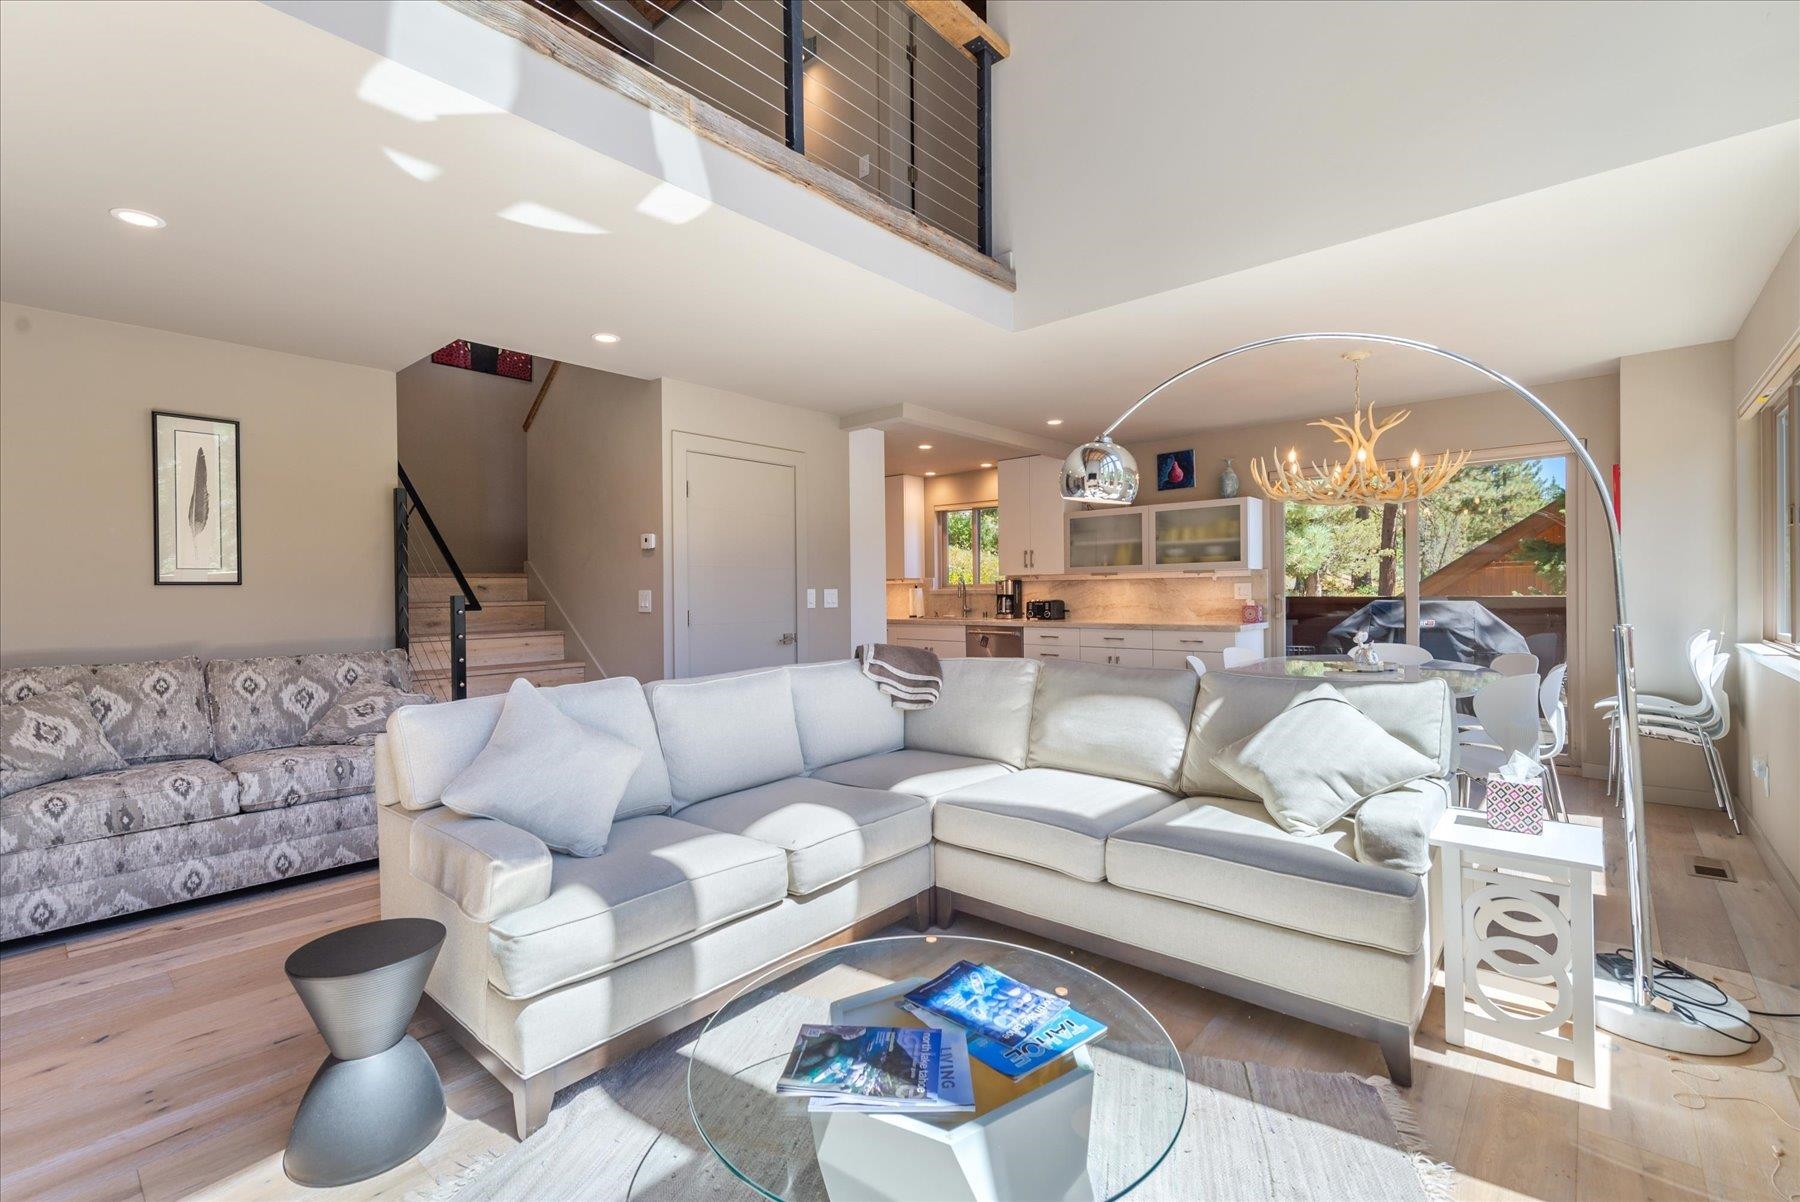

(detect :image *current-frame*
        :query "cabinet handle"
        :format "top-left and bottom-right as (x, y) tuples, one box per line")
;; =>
(1103, 636), (1124, 642)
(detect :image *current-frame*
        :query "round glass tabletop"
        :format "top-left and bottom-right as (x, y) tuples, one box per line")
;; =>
(1222, 654), (1499, 697)
(686, 934), (1187, 1202)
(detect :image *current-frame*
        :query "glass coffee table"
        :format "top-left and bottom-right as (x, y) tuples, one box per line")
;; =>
(686, 934), (1186, 1202)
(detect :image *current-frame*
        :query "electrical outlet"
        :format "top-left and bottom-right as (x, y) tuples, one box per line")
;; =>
(1752, 756), (1770, 792)
(823, 588), (839, 609)
(806, 588), (817, 609)
(637, 590), (653, 613)
(1233, 583), (1253, 599)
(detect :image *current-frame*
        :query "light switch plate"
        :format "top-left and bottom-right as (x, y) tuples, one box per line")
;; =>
(823, 588), (839, 609)
(1232, 583), (1253, 599)
(806, 589), (817, 609)
(637, 590), (653, 613)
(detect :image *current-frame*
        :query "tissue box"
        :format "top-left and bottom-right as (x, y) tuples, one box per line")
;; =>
(1485, 775), (1547, 834)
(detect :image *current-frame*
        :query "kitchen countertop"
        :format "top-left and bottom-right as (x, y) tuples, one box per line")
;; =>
(888, 617), (1269, 632)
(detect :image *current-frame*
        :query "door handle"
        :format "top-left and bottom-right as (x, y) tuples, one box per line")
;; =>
(777, 633), (797, 645)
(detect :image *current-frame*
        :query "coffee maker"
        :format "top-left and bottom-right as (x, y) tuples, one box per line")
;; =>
(995, 577), (1023, 619)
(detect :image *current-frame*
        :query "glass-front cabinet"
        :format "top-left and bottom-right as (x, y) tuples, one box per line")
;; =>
(1066, 497), (1263, 573)
(1067, 510), (1146, 569)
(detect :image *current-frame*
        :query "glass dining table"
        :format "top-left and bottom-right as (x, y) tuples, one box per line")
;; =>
(1220, 654), (1500, 698)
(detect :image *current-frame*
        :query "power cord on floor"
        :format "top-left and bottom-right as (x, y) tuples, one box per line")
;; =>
(1596, 948), (1799, 1048)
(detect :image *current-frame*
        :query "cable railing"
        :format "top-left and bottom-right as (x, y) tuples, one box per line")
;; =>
(522, 0), (998, 255)
(395, 464), (481, 701)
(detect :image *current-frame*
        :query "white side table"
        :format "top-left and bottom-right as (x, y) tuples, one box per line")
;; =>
(1430, 809), (1605, 1086)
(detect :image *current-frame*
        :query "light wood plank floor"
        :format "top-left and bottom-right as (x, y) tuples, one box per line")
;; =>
(2, 777), (1794, 1201)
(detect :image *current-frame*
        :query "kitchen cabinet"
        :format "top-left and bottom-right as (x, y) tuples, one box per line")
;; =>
(891, 623), (964, 660)
(1064, 497), (1263, 575)
(998, 456), (1070, 576)
(1079, 627), (1153, 651)
(1080, 646), (1155, 668)
(885, 475), (927, 580)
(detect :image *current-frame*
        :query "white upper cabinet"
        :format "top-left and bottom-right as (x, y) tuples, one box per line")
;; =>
(885, 475), (927, 580)
(1064, 496), (1264, 574)
(998, 456), (1071, 575)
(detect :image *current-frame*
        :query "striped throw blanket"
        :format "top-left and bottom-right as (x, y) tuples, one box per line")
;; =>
(855, 643), (943, 709)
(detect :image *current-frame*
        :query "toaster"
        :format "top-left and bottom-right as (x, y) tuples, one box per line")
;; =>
(1026, 599), (1067, 621)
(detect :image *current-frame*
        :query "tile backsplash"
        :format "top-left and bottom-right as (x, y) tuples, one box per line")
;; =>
(887, 573), (1268, 624)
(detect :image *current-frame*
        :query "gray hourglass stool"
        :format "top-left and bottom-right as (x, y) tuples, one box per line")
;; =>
(283, 917), (447, 1186)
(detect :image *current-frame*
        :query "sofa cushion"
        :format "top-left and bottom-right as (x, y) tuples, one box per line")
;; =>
(811, 749), (1012, 800)
(1353, 778), (1452, 874)
(224, 745), (375, 812)
(384, 678), (673, 819)
(904, 658), (1039, 768)
(933, 768), (1175, 883)
(1180, 672), (1454, 801)
(1210, 682), (1440, 835)
(1, 656), (213, 763)
(486, 814), (788, 998)
(300, 684), (434, 748)
(678, 776), (931, 896)
(645, 670), (804, 807)
(0, 686), (129, 797)
(1105, 796), (1425, 955)
(1027, 660), (1198, 792)
(207, 651), (412, 760)
(408, 807), (554, 923)
(787, 660), (904, 772)
(441, 679), (641, 858)
(1, 759), (240, 852)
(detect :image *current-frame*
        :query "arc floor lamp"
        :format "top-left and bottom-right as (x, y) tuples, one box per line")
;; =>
(1060, 331), (1752, 1055)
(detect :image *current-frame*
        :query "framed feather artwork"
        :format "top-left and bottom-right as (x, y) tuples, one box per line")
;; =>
(152, 411), (240, 585)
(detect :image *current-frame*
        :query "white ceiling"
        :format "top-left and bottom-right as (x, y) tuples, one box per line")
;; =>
(1, 0), (1796, 447)
(880, 420), (1036, 477)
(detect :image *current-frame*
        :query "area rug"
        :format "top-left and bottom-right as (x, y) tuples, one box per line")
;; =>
(427, 1019), (1452, 1202)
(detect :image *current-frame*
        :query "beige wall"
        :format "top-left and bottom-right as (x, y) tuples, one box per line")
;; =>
(0, 303), (396, 666)
(396, 358), (532, 573)
(1733, 229), (1800, 411)
(525, 366), (664, 683)
(1123, 374), (1621, 770)
(660, 377), (853, 675)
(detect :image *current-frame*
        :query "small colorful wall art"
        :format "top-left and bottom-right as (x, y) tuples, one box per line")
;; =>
(430, 340), (533, 381)
(153, 411), (241, 585)
(1156, 449), (1195, 491)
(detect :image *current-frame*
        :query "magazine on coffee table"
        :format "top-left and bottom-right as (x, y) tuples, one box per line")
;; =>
(777, 1025), (974, 1113)
(902, 998), (1108, 1079)
(903, 960), (1069, 1049)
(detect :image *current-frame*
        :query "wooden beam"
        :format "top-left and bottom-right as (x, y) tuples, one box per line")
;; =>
(443, 1), (1014, 290)
(904, 0), (1010, 61)
(521, 359), (561, 432)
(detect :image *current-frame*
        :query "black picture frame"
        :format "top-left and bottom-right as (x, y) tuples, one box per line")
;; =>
(1156, 448), (1196, 491)
(152, 410), (242, 585)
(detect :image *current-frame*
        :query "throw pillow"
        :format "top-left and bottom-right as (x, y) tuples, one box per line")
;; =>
(300, 683), (435, 747)
(1209, 682), (1439, 835)
(440, 679), (642, 857)
(1, 685), (130, 797)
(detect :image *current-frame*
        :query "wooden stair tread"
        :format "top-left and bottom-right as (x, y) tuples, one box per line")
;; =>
(413, 659), (586, 679)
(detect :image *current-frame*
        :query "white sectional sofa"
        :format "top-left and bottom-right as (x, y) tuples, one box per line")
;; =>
(376, 656), (1453, 1137)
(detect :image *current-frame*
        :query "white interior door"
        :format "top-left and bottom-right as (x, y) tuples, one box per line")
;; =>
(682, 450), (799, 677)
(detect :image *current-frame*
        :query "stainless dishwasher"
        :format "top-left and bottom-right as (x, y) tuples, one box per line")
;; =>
(965, 626), (1024, 657)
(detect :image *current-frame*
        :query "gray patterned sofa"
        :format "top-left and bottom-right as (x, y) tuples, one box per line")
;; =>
(1, 650), (414, 940)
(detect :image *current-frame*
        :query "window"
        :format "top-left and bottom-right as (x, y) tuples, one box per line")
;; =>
(940, 506), (999, 586)
(1768, 378), (1799, 647)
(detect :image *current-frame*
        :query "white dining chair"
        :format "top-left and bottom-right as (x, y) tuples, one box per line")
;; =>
(1635, 653), (1739, 832)
(1536, 663), (1570, 820)
(1375, 643), (1433, 666)
(1526, 631), (1561, 668)
(1220, 646), (1261, 669)
(1597, 630), (1719, 797)
(1455, 673), (1544, 809)
(1489, 652), (1539, 677)
(1185, 654), (1208, 678)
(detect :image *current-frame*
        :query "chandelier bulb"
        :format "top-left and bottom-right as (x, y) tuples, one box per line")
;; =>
(1410, 450), (1421, 469)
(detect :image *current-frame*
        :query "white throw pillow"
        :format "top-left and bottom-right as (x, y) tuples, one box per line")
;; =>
(1209, 682), (1439, 835)
(441, 679), (642, 857)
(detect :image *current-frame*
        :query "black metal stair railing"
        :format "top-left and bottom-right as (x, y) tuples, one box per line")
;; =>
(395, 463), (484, 700)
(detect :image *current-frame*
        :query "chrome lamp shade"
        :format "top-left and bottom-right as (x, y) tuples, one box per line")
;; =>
(1061, 436), (1140, 505)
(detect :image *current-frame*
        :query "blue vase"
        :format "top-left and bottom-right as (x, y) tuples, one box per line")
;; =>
(1219, 458), (1240, 498)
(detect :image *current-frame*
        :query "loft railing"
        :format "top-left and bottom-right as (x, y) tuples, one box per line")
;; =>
(503, 0), (1002, 257)
(396, 463), (483, 700)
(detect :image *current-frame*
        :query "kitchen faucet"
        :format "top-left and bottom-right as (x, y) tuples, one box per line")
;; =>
(957, 580), (971, 618)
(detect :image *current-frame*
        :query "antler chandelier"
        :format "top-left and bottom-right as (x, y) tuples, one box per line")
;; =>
(1249, 351), (1469, 505)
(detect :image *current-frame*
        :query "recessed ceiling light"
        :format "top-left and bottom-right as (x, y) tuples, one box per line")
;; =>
(1046, 419), (1063, 426)
(111, 208), (165, 229)
(918, 443), (933, 450)
(979, 462), (994, 468)
(592, 332), (620, 344)
(924, 471), (937, 477)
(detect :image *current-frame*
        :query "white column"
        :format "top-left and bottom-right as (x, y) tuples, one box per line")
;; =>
(847, 427), (888, 650)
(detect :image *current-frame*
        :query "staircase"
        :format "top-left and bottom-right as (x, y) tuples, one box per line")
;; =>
(406, 571), (586, 700)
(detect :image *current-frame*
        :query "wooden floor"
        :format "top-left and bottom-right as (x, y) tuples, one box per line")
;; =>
(2, 776), (1794, 1202)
